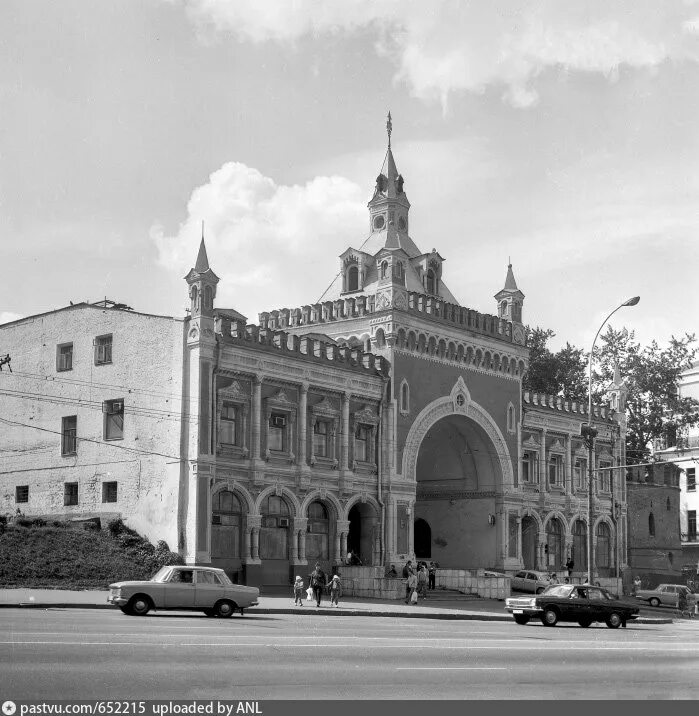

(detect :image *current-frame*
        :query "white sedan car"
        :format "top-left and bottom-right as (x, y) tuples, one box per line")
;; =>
(108, 565), (259, 618)
(510, 570), (552, 594)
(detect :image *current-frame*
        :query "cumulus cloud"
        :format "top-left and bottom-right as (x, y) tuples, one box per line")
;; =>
(150, 162), (367, 319)
(175, 0), (699, 108)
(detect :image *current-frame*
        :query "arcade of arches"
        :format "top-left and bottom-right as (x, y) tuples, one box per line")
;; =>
(210, 488), (380, 586)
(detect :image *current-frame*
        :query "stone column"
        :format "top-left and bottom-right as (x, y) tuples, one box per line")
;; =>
(565, 433), (572, 494)
(298, 382), (308, 468)
(334, 531), (342, 565)
(341, 392), (350, 471)
(516, 515), (523, 563)
(243, 526), (252, 560)
(251, 375), (262, 461)
(539, 428), (547, 490)
(293, 517), (308, 564)
(252, 527), (260, 560)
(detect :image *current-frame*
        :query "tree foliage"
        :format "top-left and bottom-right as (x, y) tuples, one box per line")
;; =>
(524, 326), (699, 463)
(594, 328), (699, 463)
(523, 327), (587, 402)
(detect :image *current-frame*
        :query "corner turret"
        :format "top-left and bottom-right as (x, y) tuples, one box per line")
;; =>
(494, 263), (524, 324)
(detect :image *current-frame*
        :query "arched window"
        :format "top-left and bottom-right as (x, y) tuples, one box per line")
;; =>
(595, 522), (611, 570)
(400, 380), (410, 413)
(260, 494), (290, 560)
(572, 519), (587, 571)
(347, 266), (359, 292)
(507, 404), (515, 433)
(306, 500), (329, 561)
(666, 497), (671, 511)
(191, 285), (198, 310)
(381, 261), (388, 279)
(211, 489), (242, 559)
(648, 512), (655, 537)
(395, 262), (404, 281)
(426, 269), (436, 295)
(501, 300), (508, 317)
(546, 518), (564, 570)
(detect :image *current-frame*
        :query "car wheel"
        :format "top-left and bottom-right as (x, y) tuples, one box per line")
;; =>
(606, 612), (622, 629)
(578, 618), (592, 628)
(127, 595), (152, 617)
(541, 608), (558, 627)
(214, 600), (236, 618)
(536, 587), (545, 594)
(513, 615), (530, 625)
(649, 598), (660, 608)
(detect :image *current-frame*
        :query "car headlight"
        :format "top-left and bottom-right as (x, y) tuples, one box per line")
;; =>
(110, 587), (121, 597)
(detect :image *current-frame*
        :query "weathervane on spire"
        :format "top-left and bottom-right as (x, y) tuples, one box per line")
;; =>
(201, 220), (205, 241)
(386, 111), (392, 148)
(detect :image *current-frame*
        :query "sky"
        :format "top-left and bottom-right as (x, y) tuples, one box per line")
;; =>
(1, 0), (698, 353)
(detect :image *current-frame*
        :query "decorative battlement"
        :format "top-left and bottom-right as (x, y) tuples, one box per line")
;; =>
(214, 315), (388, 377)
(523, 391), (615, 422)
(259, 290), (521, 346)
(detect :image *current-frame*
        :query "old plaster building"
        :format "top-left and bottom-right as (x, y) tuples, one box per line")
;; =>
(0, 119), (630, 588)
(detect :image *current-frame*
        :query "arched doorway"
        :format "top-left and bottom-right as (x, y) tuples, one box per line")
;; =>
(572, 519), (588, 572)
(306, 500), (331, 574)
(546, 517), (564, 571)
(414, 518), (431, 559)
(259, 494), (291, 587)
(596, 522), (612, 577)
(414, 413), (503, 568)
(348, 502), (379, 565)
(521, 516), (538, 569)
(211, 489), (243, 580)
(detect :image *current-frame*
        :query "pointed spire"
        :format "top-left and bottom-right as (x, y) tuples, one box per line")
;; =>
(195, 228), (210, 274)
(386, 111), (392, 148)
(504, 263), (519, 291)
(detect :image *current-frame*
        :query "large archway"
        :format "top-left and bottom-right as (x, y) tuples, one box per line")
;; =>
(414, 518), (431, 559)
(522, 516), (538, 570)
(413, 411), (504, 568)
(348, 502), (379, 566)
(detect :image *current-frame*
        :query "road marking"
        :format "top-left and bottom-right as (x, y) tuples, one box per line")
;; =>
(395, 667), (508, 670)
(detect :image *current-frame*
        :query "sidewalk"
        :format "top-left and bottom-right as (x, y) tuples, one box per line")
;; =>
(0, 588), (673, 623)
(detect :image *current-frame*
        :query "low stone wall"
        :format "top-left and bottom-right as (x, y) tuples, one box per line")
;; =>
(338, 566), (511, 600)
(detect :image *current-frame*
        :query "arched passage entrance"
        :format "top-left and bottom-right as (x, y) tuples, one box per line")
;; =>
(414, 518), (431, 559)
(414, 412), (504, 568)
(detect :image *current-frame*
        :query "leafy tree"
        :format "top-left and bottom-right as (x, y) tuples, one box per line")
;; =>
(594, 328), (699, 463)
(523, 327), (588, 401)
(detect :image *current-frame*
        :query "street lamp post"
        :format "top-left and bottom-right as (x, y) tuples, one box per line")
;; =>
(584, 296), (640, 586)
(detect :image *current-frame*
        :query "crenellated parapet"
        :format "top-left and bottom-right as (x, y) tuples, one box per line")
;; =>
(523, 391), (615, 422)
(258, 290), (523, 346)
(214, 315), (388, 377)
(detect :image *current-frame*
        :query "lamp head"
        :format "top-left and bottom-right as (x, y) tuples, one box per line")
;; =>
(623, 296), (640, 306)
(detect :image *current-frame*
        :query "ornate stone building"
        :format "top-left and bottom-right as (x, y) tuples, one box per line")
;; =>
(0, 117), (630, 588)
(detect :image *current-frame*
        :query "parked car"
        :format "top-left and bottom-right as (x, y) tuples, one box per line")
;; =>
(510, 570), (552, 594)
(505, 583), (639, 628)
(635, 584), (693, 608)
(108, 565), (259, 617)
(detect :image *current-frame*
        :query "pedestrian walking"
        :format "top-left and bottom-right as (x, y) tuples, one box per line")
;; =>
(309, 562), (327, 607)
(417, 563), (428, 599)
(565, 557), (574, 578)
(407, 571), (418, 605)
(428, 560), (438, 590)
(402, 560), (414, 603)
(678, 588), (690, 619)
(632, 576), (642, 597)
(293, 576), (305, 606)
(328, 574), (342, 607)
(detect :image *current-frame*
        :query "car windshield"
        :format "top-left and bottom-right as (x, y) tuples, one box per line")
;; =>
(150, 566), (174, 583)
(542, 585), (574, 598)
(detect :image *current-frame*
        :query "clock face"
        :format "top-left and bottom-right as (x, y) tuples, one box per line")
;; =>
(373, 215), (385, 230)
(398, 216), (406, 230)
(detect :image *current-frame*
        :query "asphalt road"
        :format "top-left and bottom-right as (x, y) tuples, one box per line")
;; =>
(2, 608), (699, 700)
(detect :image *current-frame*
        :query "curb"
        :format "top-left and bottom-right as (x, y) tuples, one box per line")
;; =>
(0, 602), (674, 623)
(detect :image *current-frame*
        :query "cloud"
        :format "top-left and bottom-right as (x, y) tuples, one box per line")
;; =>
(175, 0), (699, 108)
(150, 162), (366, 320)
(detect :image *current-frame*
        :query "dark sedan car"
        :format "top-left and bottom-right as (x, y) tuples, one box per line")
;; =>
(505, 584), (639, 628)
